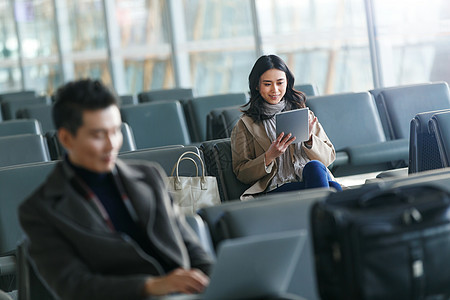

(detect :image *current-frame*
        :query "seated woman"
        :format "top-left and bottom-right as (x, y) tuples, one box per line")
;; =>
(231, 54), (342, 200)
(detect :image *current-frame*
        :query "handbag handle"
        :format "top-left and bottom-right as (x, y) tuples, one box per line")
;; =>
(172, 151), (206, 181)
(170, 157), (199, 177)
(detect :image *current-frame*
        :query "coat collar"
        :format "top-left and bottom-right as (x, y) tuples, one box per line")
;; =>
(115, 159), (156, 230)
(43, 159), (155, 234)
(43, 161), (112, 234)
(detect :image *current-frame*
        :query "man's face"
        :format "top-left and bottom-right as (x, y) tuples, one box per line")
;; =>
(60, 105), (123, 173)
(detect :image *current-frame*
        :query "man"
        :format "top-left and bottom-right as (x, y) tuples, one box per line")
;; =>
(19, 79), (212, 300)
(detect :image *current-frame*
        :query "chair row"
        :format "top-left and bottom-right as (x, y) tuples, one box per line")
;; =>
(206, 81), (450, 177)
(0, 121), (137, 168)
(4, 140), (450, 297)
(0, 84), (318, 144)
(0, 93), (248, 147)
(7, 105), (450, 208)
(3, 82), (449, 177)
(122, 84), (318, 143)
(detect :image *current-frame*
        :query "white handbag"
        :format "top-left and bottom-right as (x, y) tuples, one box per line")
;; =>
(167, 151), (221, 215)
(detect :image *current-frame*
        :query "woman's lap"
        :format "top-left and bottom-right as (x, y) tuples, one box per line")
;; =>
(268, 160), (342, 194)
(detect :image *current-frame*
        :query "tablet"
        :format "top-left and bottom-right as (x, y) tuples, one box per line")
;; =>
(275, 107), (309, 142)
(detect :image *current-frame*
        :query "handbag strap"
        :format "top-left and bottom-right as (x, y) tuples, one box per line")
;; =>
(172, 151), (206, 181)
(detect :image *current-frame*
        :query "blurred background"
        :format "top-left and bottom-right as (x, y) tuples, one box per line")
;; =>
(0, 0), (449, 96)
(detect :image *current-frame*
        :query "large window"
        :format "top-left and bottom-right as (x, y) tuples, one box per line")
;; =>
(1, 0), (450, 96)
(66, 0), (111, 86)
(15, 0), (62, 93)
(256, 0), (373, 94)
(372, 0), (450, 86)
(182, 0), (256, 95)
(0, 0), (21, 91)
(116, 0), (174, 93)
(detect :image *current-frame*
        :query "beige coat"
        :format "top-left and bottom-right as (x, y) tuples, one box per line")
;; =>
(231, 110), (336, 200)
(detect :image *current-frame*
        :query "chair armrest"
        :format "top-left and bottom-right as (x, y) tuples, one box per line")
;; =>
(0, 255), (16, 276)
(333, 151), (349, 167)
(344, 139), (409, 166)
(185, 215), (216, 259)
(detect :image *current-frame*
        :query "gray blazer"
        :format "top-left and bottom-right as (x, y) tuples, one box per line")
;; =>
(19, 159), (213, 300)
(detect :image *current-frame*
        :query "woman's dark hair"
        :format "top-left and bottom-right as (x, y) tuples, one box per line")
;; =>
(243, 54), (306, 122)
(52, 79), (120, 135)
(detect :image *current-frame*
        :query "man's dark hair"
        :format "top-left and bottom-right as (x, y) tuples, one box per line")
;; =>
(53, 79), (120, 135)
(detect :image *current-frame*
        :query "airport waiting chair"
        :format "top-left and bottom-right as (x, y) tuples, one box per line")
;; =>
(138, 88), (194, 103)
(119, 145), (203, 177)
(307, 92), (409, 176)
(1, 96), (50, 120)
(409, 109), (450, 173)
(120, 122), (137, 152)
(200, 138), (249, 202)
(0, 119), (42, 137)
(374, 81), (450, 141)
(44, 131), (66, 160)
(196, 189), (330, 251)
(0, 161), (58, 295)
(429, 110), (450, 168)
(206, 105), (243, 140)
(185, 93), (248, 142)
(120, 101), (191, 149)
(184, 215), (215, 259)
(213, 139), (250, 201)
(0, 91), (36, 103)
(45, 123), (137, 160)
(16, 104), (54, 133)
(200, 138), (230, 201)
(294, 83), (320, 96)
(0, 134), (51, 168)
(217, 190), (332, 300)
(369, 83), (431, 139)
(119, 95), (137, 106)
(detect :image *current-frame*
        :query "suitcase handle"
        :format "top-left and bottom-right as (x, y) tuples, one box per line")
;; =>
(359, 189), (409, 207)
(359, 184), (450, 207)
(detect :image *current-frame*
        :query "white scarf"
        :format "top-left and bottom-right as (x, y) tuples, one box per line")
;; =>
(261, 99), (310, 190)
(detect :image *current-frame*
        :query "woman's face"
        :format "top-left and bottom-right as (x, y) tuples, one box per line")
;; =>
(258, 68), (287, 105)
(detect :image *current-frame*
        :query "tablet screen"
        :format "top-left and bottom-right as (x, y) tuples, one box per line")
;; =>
(275, 108), (309, 142)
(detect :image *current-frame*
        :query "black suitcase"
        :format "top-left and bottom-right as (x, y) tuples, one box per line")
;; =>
(311, 179), (450, 300)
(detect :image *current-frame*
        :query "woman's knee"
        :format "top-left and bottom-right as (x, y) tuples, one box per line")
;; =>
(303, 160), (327, 176)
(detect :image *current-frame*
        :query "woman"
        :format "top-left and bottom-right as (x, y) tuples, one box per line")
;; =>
(231, 54), (341, 200)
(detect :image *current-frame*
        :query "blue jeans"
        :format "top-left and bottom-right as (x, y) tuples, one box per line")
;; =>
(268, 160), (342, 193)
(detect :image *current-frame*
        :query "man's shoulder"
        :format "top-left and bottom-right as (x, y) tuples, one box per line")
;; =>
(116, 159), (167, 180)
(19, 162), (65, 214)
(117, 158), (164, 171)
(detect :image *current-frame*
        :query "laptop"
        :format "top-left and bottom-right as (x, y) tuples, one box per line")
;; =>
(157, 230), (307, 300)
(275, 108), (309, 142)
